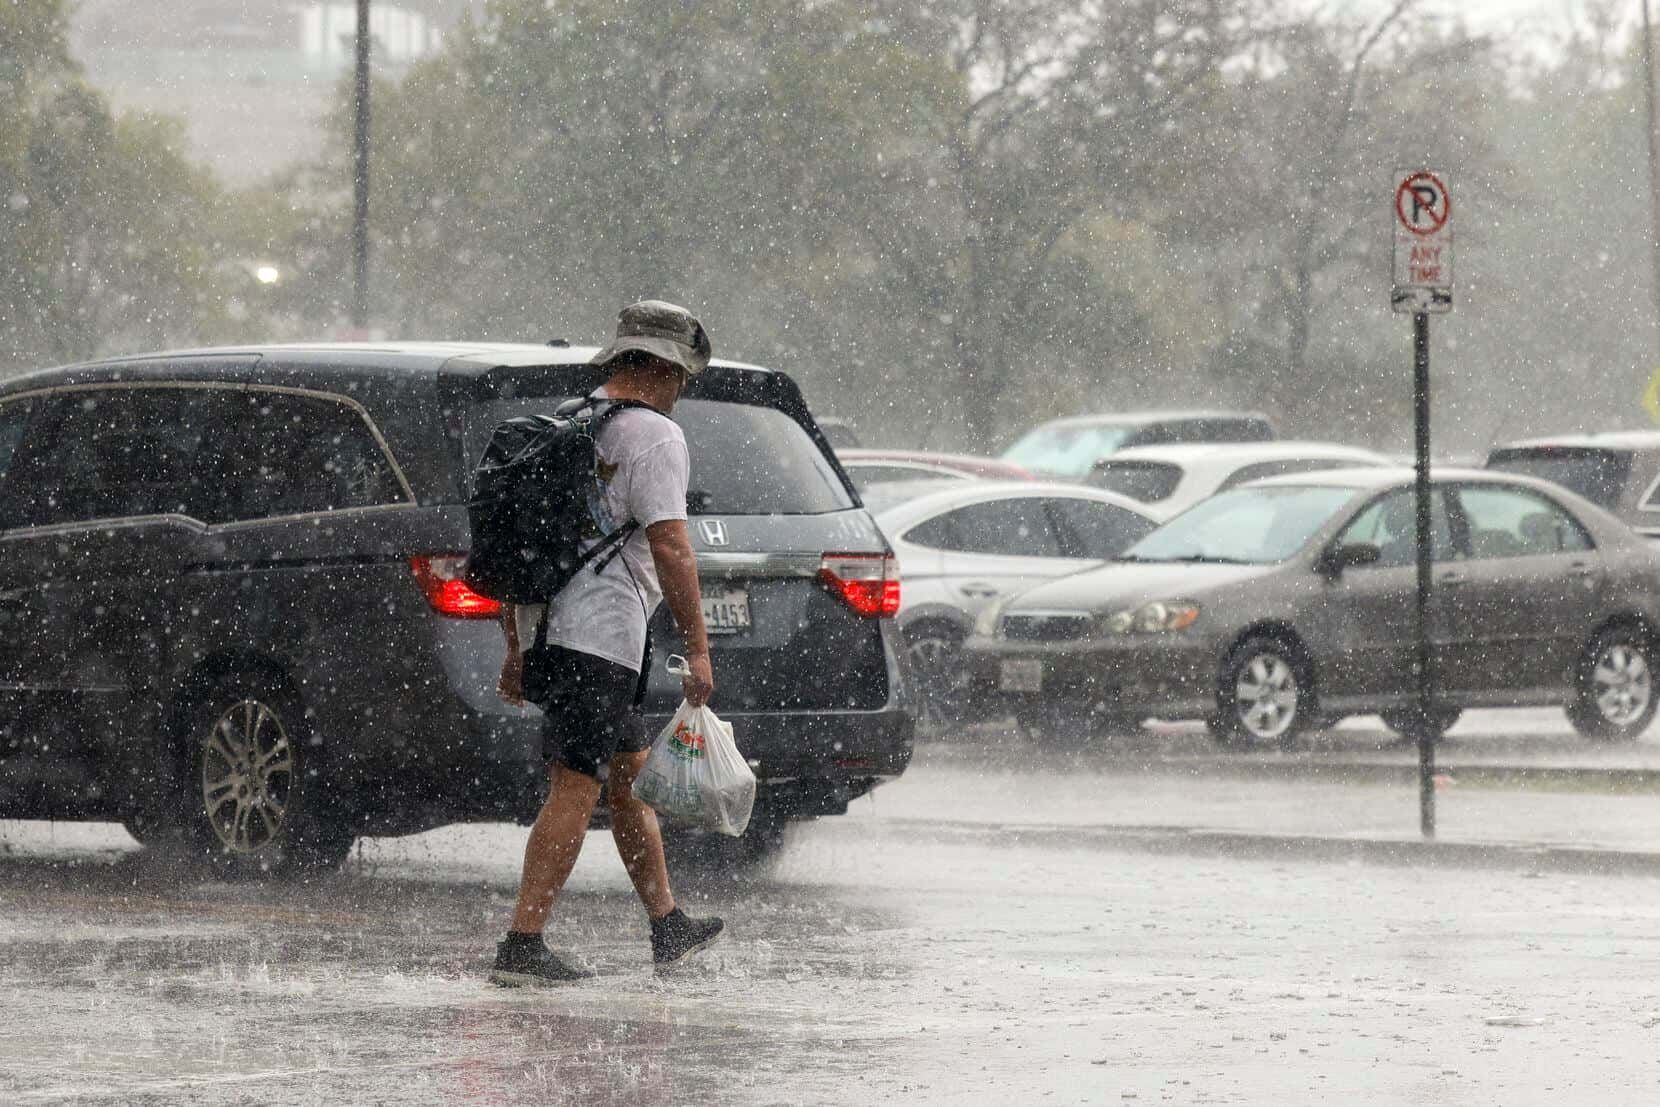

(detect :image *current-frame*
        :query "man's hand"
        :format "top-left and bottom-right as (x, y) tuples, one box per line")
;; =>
(681, 650), (714, 707)
(498, 650), (526, 707)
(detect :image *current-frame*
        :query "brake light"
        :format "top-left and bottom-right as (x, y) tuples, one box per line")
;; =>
(819, 553), (900, 617)
(410, 555), (503, 619)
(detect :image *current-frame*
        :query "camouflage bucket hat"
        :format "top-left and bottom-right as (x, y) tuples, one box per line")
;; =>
(592, 300), (712, 376)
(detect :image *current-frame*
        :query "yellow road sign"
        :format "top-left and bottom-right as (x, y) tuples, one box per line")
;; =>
(1645, 365), (1660, 425)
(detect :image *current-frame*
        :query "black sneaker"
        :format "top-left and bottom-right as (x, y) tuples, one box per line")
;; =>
(651, 908), (725, 974)
(489, 937), (596, 987)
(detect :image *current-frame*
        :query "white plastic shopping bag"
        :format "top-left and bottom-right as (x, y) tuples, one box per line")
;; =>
(633, 659), (755, 837)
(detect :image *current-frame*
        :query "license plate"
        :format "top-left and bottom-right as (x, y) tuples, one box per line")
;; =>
(1000, 659), (1043, 692)
(701, 588), (752, 635)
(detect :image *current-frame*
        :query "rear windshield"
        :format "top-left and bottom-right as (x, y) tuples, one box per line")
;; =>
(1001, 423), (1133, 477)
(471, 397), (854, 516)
(1485, 447), (1631, 510)
(1088, 460), (1183, 502)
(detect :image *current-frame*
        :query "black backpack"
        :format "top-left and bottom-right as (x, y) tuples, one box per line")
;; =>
(464, 395), (653, 605)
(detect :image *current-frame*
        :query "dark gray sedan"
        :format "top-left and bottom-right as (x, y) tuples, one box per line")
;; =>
(964, 468), (1660, 747)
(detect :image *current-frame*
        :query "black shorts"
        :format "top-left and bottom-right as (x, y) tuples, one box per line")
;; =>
(533, 644), (650, 779)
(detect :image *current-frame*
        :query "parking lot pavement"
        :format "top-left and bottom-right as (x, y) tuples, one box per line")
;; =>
(5, 754), (1660, 1105)
(901, 708), (1660, 860)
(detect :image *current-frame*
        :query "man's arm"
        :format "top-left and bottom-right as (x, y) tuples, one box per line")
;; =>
(497, 604), (525, 706)
(647, 518), (714, 706)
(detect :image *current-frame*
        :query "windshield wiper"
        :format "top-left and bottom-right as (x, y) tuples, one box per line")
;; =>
(1118, 553), (1250, 564)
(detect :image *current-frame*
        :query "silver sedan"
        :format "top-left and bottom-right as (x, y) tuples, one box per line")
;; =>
(868, 480), (1157, 730)
(965, 468), (1660, 747)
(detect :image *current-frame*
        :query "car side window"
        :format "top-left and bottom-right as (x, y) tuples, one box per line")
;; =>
(1218, 458), (1366, 493)
(1456, 486), (1592, 559)
(0, 389), (235, 527)
(1048, 498), (1156, 559)
(0, 400), (35, 527)
(0, 401), (33, 479)
(902, 512), (958, 549)
(1089, 461), (1183, 502)
(905, 498), (1064, 557)
(1336, 489), (1457, 567)
(1161, 422), (1209, 444)
(1218, 460), (1293, 491)
(222, 391), (406, 521)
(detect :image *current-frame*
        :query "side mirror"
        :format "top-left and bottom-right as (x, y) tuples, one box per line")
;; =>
(1318, 542), (1381, 576)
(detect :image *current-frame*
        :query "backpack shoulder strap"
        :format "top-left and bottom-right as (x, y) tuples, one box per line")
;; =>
(573, 395), (660, 576)
(585, 396), (661, 423)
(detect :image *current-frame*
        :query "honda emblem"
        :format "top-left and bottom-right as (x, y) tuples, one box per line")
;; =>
(699, 519), (729, 546)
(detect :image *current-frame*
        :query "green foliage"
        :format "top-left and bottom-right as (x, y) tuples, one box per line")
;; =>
(11, 0), (1660, 452)
(316, 0), (1267, 444)
(0, 0), (230, 370)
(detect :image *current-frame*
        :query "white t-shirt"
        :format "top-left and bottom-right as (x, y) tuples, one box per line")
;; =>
(514, 392), (690, 672)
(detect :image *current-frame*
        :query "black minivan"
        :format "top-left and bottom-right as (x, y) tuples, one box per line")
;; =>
(0, 342), (913, 874)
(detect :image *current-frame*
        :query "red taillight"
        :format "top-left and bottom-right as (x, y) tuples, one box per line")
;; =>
(819, 553), (900, 618)
(410, 555), (503, 619)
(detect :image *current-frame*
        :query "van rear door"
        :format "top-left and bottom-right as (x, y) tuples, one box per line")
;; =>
(456, 369), (895, 716)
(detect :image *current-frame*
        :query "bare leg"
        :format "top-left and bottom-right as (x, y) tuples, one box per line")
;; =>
(608, 749), (675, 919)
(509, 763), (604, 934)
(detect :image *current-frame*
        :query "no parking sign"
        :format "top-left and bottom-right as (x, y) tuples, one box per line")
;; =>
(1391, 170), (1453, 313)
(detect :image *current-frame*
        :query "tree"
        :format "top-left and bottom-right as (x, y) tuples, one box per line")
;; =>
(853, 0), (1269, 444)
(1169, 3), (1500, 440)
(299, 0), (1270, 446)
(311, 0), (935, 342)
(0, 0), (230, 371)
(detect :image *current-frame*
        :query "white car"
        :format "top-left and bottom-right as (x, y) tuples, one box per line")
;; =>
(1084, 442), (1392, 521)
(870, 481), (1157, 727)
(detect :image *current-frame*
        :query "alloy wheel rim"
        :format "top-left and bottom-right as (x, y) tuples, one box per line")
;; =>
(1236, 653), (1299, 740)
(905, 635), (961, 726)
(1593, 644), (1652, 727)
(200, 699), (294, 854)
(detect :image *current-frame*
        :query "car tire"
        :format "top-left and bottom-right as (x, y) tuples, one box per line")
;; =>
(903, 622), (967, 735)
(664, 807), (790, 878)
(171, 672), (354, 878)
(1380, 706), (1463, 742)
(1212, 635), (1315, 751)
(1566, 626), (1660, 741)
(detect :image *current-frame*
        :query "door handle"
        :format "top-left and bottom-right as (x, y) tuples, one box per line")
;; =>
(1437, 571), (1466, 586)
(1568, 560), (1594, 575)
(960, 582), (1002, 598)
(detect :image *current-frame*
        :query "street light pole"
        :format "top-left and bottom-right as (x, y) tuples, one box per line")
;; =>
(352, 0), (371, 331)
(1642, 0), (1660, 334)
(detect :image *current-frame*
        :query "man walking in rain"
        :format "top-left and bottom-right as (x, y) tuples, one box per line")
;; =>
(490, 300), (724, 985)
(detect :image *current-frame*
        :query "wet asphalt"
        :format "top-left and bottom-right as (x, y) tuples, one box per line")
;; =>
(4, 712), (1660, 1105)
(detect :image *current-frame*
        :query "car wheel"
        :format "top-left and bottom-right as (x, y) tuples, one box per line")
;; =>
(1567, 627), (1659, 741)
(903, 622), (966, 734)
(1213, 636), (1315, 751)
(176, 673), (354, 878)
(1380, 706), (1463, 742)
(664, 807), (790, 878)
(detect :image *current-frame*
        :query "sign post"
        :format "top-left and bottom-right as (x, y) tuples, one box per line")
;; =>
(1391, 169), (1452, 839)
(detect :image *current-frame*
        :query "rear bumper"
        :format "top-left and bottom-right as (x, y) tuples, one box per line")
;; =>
(962, 636), (1218, 721)
(348, 697), (914, 834)
(311, 609), (914, 834)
